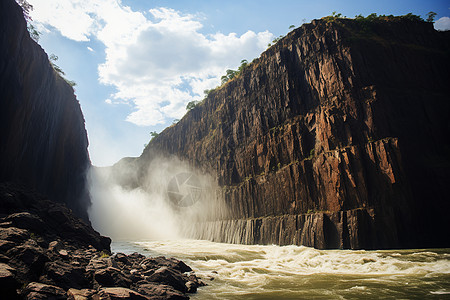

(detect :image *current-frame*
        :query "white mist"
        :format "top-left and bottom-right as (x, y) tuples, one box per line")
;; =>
(87, 155), (227, 241)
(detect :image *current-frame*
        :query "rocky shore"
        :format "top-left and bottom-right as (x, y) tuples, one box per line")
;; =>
(0, 182), (204, 299)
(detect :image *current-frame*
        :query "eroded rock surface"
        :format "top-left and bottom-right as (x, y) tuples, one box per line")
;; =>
(134, 17), (450, 249)
(0, 183), (204, 299)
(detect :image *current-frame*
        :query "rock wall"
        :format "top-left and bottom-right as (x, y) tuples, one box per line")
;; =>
(0, 0), (91, 220)
(139, 18), (450, 249)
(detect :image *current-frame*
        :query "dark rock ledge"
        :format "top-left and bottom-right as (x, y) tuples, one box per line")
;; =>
(0, 182), (204, 299)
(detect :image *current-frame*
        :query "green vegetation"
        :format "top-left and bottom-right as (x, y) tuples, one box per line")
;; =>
(49, 54), (77, 87)
(30, 232), (37, 240)
(16, 0), (40, 42)
(144, 131), (160, 148)
(28, 23), (40, 42)
(150, 131), (159, 139)
(267, 24), (299, 48)
(99, 250), (110, 258)
(323, 11), (431, 24)
(184, 58), (249, 113)
(203, 89), (214, 96)
(220, 59), (248, 85)
(267, 35), (284, 47)
(16, 1), (76, 88)
(426, 11), (437, 23)
(186, 100), (200, 111)
(49, 54), (65, 75)
(306, 149), (315, 160)
(322, 11), (345, 22)
(320, 12), (436, 46)
(185, 11), (436, 118)
(16, 0), (33, 21)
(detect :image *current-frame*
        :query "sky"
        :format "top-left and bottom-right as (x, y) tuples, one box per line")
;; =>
(26, 0), (450, 167)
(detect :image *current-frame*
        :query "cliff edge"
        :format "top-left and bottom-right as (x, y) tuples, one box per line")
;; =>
(0, 0), (91, 220)
(134, 17), (450, 249)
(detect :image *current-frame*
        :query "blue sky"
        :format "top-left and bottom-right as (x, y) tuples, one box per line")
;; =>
(27, 0), (450, 166)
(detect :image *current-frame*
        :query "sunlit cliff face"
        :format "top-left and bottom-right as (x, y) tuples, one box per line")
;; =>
(87, 155), (228, 241)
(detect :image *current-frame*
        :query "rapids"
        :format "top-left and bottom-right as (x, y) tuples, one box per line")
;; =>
(112, 239), (450, 299)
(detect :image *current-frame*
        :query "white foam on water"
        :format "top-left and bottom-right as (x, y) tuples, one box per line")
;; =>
(430, 289), (450, 295)
(111, 240), (450, 299)
(128, 240), (450, 285)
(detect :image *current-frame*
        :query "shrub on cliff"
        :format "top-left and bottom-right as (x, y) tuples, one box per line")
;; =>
(186, 100), (200, 111)
(323, 12), (426, 24)
(220, 59), (249, 85)
(426, 11), (437, 23)
(16, 0), (40, 42)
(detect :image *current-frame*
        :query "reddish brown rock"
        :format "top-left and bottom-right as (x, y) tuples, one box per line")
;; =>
(134, 17), (450, 249)
(22, 282), (66, 300)
(0, 262), (20, 299)
(67, 288), (96, 300)
(98, 287), (148, 300)
(136, 283), (189, 300)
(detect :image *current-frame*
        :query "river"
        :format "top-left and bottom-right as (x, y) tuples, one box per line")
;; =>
(112, 239), (450, 299)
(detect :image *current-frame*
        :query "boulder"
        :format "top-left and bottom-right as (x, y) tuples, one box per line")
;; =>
(48, 241), (63, 252)
(0, 262), (20, 299)
(67, 288), (97, 300)
(94, 267), (132, 288)
(39, 260), (89, 290)
(5, 212), (45, 233)
(185, 281), (197, 293)
(141, 257), (191, 273)
(98, 287), (148, 300)
(0, 239), (15, 252)
(0, 227), (30, 243)
(146, 267), (187, 293)
(7, 243), (48, 278)
(112, 253), (130, 265)
(87, 257), (118, 271)
(22, 282), (67, 300)
(136, 283), (188, 300)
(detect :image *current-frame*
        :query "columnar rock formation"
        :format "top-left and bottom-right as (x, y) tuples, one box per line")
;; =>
(138, 17), (450, 249)
(0, 0), (91, 219)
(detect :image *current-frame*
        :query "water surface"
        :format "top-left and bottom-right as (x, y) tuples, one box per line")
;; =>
(112, 240), (450, 299)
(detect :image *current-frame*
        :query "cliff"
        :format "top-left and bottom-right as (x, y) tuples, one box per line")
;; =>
(135, 17), (450, 249)
(0, 0), (91, 220)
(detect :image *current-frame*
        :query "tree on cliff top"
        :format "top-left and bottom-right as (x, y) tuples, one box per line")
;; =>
(16, 0), (40, 42)
(16, 0), (32, 21)
(186, 100), (200, 111)
(426, 11), (437, 23)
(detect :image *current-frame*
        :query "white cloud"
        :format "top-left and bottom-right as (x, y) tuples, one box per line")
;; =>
(30, 0), (98, 41)
(87, 46), (94, 52)
(30, 0), (273, 126)
(434, 17), (450, 31)
(105, 99), (112, 104)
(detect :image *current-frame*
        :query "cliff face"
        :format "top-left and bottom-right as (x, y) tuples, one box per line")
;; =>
(0, 0), (91, 220)
(138, 17), (450, 249)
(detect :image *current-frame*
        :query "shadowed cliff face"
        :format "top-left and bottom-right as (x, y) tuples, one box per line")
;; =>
(124, 18), (450, 249)
(0, 0), (91, 220)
